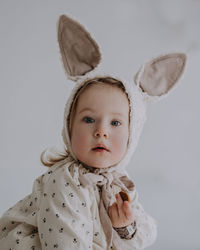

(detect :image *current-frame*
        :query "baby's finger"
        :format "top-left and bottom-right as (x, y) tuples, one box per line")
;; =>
(123, 201), (134, 220)
(108, 203), (119, 221)
(115, 193), (124, 217)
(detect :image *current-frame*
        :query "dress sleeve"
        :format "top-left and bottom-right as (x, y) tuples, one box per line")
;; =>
(115, 170), (157, 249)
(37, 163), (93, 250)
(120, 188), (158, 250)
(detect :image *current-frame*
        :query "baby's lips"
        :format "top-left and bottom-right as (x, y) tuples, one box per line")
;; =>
(92, 144), (110, 151)
(119, 191), (131, 203)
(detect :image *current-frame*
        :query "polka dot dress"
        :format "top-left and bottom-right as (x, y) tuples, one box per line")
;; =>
(0, 160), (157, 249)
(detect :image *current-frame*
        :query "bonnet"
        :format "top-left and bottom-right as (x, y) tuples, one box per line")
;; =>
(57, 14), (186, 249)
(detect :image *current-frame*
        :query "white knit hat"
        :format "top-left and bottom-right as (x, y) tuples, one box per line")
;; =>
(57, 14), (186, 173)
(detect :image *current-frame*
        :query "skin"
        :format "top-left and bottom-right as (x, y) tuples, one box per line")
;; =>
(70, 83), (135, 227)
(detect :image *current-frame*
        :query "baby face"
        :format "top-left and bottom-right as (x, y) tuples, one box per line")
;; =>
(70, 83), (129, 168)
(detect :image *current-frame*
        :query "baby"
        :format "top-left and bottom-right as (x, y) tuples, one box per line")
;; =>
(0, 14), (186, 250)
(69, 79), (134, 230)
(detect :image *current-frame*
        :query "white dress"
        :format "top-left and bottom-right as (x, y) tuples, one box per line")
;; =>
(0, 159), (157, 250)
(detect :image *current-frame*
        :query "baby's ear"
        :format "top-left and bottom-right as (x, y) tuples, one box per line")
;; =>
(134, 53), (186, 98)
(57, 15), (101, 78)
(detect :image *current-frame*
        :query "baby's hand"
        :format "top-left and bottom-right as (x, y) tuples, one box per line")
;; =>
(108, 192), (135, 228)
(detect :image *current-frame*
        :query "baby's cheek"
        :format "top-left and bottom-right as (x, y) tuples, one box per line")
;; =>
(112, 130), (128, 157)
(71, 128), (90, 158)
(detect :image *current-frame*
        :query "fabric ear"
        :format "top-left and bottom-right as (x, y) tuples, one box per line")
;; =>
(134, 53), (186, 96)
(57, 15), (101, 77)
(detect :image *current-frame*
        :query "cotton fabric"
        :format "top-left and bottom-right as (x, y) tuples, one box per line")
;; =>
(0, 158), (157, 250)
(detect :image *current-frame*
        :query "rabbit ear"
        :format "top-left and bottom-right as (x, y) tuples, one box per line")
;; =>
(134, 53), (186, 97)
(57, 15), (101, 78)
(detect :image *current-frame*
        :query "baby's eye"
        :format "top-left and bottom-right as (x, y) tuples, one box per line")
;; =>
(83, 117), (94, 123)
(111, 120), (121, 126)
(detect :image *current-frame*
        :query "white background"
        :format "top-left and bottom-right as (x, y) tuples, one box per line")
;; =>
(0, 0), (199, 249)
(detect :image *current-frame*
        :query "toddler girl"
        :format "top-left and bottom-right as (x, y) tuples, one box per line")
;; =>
(0, 14), (186, 250)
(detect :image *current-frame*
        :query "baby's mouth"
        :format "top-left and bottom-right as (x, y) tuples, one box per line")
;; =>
(92, 145), (109, 152)
(93, 147), (107, 152)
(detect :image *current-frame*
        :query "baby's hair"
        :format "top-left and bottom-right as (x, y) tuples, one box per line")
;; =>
(40, 77), (130, 167)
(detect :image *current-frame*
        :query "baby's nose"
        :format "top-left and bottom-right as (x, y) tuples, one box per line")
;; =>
(94, 126), (108, 138)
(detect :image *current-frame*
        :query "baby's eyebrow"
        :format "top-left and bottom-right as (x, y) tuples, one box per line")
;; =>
(78, 108), (126, 118)
(78, 108), (94, 114)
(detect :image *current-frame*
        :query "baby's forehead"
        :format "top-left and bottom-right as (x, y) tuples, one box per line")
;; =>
(80, 82), (127, 99)
(75, 83), (130, 117)
(78, 83), (128, 103)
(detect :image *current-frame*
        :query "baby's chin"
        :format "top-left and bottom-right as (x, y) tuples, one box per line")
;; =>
(80, 159), (119, 170)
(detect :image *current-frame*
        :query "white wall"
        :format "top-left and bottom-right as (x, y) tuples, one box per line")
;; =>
(0, 0), (199, 249)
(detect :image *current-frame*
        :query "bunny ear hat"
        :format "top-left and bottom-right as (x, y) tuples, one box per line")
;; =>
(58, 14), (186, 173)
(55, 15), (187, 248)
